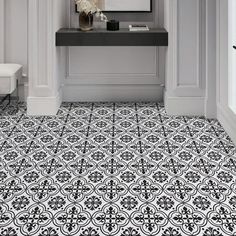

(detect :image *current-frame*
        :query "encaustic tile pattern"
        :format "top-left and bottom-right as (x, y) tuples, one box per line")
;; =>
(0, 102), (236, 236)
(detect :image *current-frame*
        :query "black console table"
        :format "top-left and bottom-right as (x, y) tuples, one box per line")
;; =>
(56, 28), (168, 46)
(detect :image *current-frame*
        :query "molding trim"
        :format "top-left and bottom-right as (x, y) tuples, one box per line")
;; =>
(0, 0), (5, 63)
(204, 0), (216, 118)
(27, 90), (62, 115)
(62, 85), (163, 102)
(216, 0), (228, 106)
(28, 0), (54, 97)
(65, 75), (160, 85)
(156, 0), (164, 84)
(165, 0), (205, 97)
(217, 103), (236, 145)
(27, 0), (68, 115)
(164, 91), (205, 116)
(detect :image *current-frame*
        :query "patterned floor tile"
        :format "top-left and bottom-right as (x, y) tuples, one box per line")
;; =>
(0, 102), (236, 236)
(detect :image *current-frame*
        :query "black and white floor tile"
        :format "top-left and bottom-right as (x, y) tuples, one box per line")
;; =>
(0, 102), (236, 236)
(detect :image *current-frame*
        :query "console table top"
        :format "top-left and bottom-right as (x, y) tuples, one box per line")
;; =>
(58, 28), (167, 33)
(56, 28), (168, 46)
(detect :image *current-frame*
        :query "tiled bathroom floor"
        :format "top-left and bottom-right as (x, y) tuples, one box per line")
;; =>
(0, 102), (236, 236)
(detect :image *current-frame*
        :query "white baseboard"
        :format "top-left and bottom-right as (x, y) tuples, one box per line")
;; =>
(62, 85), (164, 102)
(164, 92), (205, 116)
(27, 91), (62, 116)
(217, 103), (236, 145)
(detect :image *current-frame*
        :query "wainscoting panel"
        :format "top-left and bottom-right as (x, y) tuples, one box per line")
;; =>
(63, 45), (163, 100)
(177, 0), (201, 87)
(28, 0), (52, 96)
(67, 47), (159, 85)
(165, 0), (206, 99)
(175, 0), (205, 97)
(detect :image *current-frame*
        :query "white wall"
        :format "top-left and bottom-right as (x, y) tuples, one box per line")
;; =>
(63, 0), (164, 102)
(4, 0), (28, 73)
(217, 0), (236, 145)
(0, 0), (28, 100)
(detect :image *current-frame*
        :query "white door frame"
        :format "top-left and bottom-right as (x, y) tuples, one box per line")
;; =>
(216, 0), (236, 145)
(228, 0), (236, 112)
(205, 0), (217, 118)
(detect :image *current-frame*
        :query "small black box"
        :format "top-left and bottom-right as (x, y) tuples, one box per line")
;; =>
(107, 20), (119, 31)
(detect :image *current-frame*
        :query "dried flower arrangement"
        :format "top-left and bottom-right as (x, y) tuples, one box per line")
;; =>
(75, 0), (107, 22)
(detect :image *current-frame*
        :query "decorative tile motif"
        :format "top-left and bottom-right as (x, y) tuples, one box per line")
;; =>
(164, 177), (196, 202)
(170, 204), (206, 235)
(208, 204), (236, 234)
(96, 177), (128, 202)
(130, 177), (162, 201)
(54, 204), (90, 235)
(0, 102), (236, 235)
(27, 177), (59, 201)
(0, 178), (25, 201)
(93, 204), (129, 235)
(0, 203), (14, 227)
(15, 204), (52, 235)
(61, 177), (93, 202)
(131, 203), (167, 235)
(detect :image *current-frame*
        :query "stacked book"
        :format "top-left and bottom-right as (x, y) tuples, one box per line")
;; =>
(129, 24), (149, 31)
